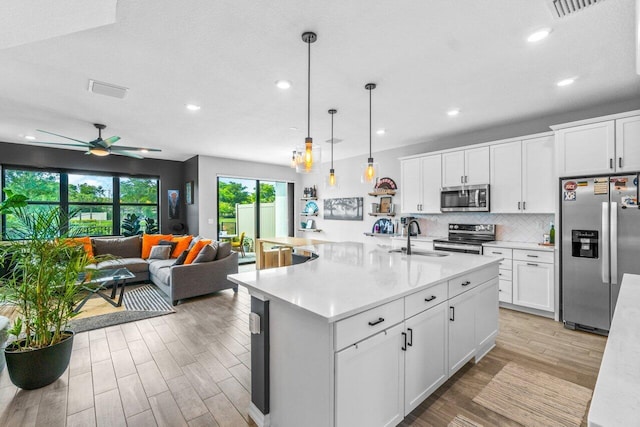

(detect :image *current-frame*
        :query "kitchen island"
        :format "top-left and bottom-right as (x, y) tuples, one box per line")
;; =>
(228, 242), (501, 427)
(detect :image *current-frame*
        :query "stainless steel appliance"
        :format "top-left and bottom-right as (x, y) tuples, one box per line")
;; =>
(561, 174), (640, 333)
(440, 184), (490, 212)
(433, 224), (496, 255)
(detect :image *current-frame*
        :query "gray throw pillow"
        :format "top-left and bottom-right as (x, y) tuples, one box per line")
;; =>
(216, 241), (232, 260)
(174, 249), (189, 265)
(149, 245), (171, 260)
(187, 235), (202, 251)
(193, 243), (217, 263)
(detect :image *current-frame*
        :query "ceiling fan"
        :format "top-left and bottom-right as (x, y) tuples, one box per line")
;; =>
(33, 123), (161, 159)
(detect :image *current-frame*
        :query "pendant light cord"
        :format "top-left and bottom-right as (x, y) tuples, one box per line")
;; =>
(307, 39), (311, 139)
(369, 86), (372, 158)
(331, 112), (334, 168)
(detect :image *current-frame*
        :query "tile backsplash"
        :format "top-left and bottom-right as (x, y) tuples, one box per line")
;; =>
(415, 213), (555, 243)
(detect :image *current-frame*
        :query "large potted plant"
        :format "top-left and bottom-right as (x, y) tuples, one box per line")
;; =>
(0, 189), (96, 389)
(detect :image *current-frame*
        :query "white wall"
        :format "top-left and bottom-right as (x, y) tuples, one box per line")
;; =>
(197, 156), (298, 238)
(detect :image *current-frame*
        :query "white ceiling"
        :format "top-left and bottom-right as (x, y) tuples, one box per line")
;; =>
(0, 0), (638, 165)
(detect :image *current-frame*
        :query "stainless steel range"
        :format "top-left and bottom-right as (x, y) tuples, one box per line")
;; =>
(433, 224), (496, 255)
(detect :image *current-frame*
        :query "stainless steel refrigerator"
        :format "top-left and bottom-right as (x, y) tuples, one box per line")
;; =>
(561, 174), (640, 333)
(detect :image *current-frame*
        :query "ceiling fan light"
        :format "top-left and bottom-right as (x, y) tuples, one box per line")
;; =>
(89, 147), (110, 156)
(140, 148), (149, 153)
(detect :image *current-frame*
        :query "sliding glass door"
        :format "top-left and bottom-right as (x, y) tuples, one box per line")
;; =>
(217, 177), (291, 253)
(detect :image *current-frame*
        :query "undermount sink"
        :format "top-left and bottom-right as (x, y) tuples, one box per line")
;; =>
(388, 248), (450, 257)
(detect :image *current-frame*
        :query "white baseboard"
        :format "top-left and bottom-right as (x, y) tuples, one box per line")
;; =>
(248, 402), (271, 427)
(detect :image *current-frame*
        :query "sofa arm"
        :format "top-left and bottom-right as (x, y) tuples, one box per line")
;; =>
(168, 252), (239, 303)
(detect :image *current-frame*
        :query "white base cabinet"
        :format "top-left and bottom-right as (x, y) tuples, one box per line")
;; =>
(336, 323), (405, 427)
(513, 260), (554, 312)
(448, 288), (477, 375)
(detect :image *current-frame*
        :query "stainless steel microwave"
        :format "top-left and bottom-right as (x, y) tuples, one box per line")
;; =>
(440, 184), (490, 212)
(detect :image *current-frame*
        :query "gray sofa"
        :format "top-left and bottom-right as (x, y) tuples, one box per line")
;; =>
(90, 235), (239, 305)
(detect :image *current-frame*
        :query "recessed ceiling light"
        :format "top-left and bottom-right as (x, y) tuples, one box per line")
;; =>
(289, 126), (299, 131)
(527, 28), (552, 43)
(447, 109), (460, 116)
(276, 80), (292, 90)
(557, 77), (576, 87)
(186, 104), (201, 111)
(24, 135), (36, 140)
(376, 129), (386, 135)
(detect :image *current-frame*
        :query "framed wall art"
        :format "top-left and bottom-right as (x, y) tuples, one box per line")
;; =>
(323, 197), (363, 221)
(185, 181), (194, 205)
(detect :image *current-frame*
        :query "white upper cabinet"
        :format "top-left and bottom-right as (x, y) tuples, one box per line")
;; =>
(442, 147), (489, 187)
(522, 136), (555, 213)
(556, 120), (616, 176)
(490, 141), (522, 213)
(400, 154), (441, 214)
(615, 115), (640, 172)
(490, 136), (554, 214)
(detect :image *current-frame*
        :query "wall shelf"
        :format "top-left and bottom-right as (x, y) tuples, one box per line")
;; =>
(300, 213), (318, 217)
(368, 190), (396, 197)
(300, 197), (318, 201)
(363, 232), (400, 237)
(368, 212), (396, 217)
(298, 228), (322, 233)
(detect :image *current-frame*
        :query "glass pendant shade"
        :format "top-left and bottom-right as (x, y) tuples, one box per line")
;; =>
(290, 150), (298, 168)
(361, 158), (378, 183)
(325, 168), (339, 189)
(296, 144), (321, 173)
(303, 138), (313, 171)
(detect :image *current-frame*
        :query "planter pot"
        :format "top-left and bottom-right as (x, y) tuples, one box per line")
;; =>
(4, 331), (74, 390)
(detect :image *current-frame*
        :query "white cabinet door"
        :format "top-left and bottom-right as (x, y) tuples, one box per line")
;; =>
(401, 158), (422, 213)
(475, 278), (499, 353)
(557, 121), (615, 177)
(335, 322), (405, 427)
(442, 150), (465, 187)
(404, 303), (448, 415)
(421, 154), (442, 213)
(513, 261), (554, 312)
(464, 146), (490, 185)
(447, 289), (476, 375)
(522, 136), (555, 213)
(490, 141), (522, 213)
(616, 115), (640, 172)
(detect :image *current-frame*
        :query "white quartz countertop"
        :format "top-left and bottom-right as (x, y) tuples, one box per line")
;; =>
(588, 273), (640, 427)
(483, 241), (556, 252)
(228, 241), (500, 323)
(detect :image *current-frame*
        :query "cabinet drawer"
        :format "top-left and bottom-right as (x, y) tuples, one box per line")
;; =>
(334, 299), (404, 351)
(485, 247), (513, 259)
(448, 265), (497, 299)
(498, 269), (512, 281)
(498, 280), (513, 303)
(404, 281), (447, 318)
(513, 249), (554, 264)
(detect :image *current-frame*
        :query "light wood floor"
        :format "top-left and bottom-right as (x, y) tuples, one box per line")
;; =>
(0, 265), (606, 427)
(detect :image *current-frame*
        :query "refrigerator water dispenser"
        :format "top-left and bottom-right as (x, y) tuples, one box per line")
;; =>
(571, 230), (598, 258)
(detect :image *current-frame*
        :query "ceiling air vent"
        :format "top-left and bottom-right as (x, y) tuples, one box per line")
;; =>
(325, 138), (343, 144)
(88, 79), (129, 99)
(549, 0), (605, 19)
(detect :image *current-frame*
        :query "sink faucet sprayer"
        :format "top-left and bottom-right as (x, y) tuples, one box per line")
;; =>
(405, 220), (422, 255)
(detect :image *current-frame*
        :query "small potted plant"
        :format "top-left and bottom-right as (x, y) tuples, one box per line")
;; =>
(0, 189), (97, 389)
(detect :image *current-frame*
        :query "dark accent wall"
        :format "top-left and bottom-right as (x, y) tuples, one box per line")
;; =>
(183, 155), (199, 236)
(0, 141), (186, 234)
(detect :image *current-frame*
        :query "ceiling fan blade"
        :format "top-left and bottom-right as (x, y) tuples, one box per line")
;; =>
(36, 129), (92, 145)
(111, 145), (162, 152)
(31, 141), (93, 148)
(112, 151), (144, 159)
(101, 136), (120, 147)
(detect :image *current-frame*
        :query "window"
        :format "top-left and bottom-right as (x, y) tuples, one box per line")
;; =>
(1, 167), (159, 239)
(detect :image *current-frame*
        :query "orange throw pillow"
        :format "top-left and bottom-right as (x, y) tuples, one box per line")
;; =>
(184, 239), (212, 265)
(171, 235), (193, 258)
(142, 234), (173, 259)
(66, 236), (94, 258)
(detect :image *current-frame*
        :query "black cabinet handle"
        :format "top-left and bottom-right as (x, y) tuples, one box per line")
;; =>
(368, 317), (385, 326)
(527, 263), (539, 267)
(407, 328), (413, 347)
(425, 295), (437, 302)
(461, 281), (471, 286)
(619, 157), (623, 168)
(610, 158), (614, 169)
(401, 332), (407, 351)
(492, 251), (502, 255)
(450, 306), (455, 321)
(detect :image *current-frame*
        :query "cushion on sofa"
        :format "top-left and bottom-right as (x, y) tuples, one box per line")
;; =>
(96, 258), (149, 273)
(170, 235), (193, 258)
(142, 234), (173, 259)
(184, 239), (212, 265)
(93, 236), (141, 258)
(216, 241), (232, 260)
(158, 239), (177, 254)
(152, 266), (172, 287)
(148, 258), (176, 276)
(193, 244), (217, 263)
(149, 245), (171, 260)
(65, 236), (94, 258)
(174, 249), (189, 265)
(187, 235), (203, 250)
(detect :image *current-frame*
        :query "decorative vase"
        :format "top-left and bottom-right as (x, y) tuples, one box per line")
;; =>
(4, 331), (74, 390)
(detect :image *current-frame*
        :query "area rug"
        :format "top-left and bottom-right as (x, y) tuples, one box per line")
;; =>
(237, 252), (256, 265)
(472, 362), (592, 427)
(68, 284), (175, 333)
(448, 414), (483, 427)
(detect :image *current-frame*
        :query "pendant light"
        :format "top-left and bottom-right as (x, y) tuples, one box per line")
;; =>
(361, 83), (379, 184)
(296, 31), (321, 174)
(290, 150), (298, 168)
(326, 109), (338, 188)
